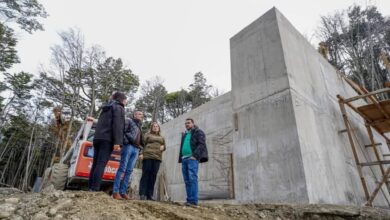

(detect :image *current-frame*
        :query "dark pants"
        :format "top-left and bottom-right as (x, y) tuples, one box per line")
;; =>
(139, 159), (161, 199)
(88, 139), (113, 191)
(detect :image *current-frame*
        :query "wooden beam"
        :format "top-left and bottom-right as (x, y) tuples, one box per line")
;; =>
(338, 129), (347, 133)
(337, 95), (373, 123)
(364, 143), (382, 148)
(360, 160), (390, 166)
(365, 125), (386, 175)
(367, 118), (390, 126)
(340, 75), (373, 104)
(366, 167), (390, 206)
(338, 101), (370, 200)
(343, 88), (390, 103)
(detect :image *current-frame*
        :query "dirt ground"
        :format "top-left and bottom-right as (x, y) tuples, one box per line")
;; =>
(0, 187), (390, 220)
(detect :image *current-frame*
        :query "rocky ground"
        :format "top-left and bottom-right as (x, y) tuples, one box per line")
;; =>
(0, 187), (390, 220)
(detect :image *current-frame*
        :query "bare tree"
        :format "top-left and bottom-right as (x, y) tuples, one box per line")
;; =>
(46, 28), (86, 160)
(135, 77), (167, 124)
(317, 5), (390, 96)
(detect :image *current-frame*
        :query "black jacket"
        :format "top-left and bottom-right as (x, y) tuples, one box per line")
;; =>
(178, 126), (208, 163)
(123, 118), (144, 148)
(93, 100), (125, 146)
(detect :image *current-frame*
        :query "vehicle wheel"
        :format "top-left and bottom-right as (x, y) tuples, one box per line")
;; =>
(50, 163), (69, 190)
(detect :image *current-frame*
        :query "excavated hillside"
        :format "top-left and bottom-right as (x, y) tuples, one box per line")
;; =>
(0, 187), (389, 220)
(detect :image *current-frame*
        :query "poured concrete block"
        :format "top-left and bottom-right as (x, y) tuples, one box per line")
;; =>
(160, 92), (234, 202)
(231, 7), (390, 205)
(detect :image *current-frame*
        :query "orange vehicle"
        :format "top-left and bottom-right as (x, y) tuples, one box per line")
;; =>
(74, 141), (120, 180)
(42, 117), (121, 191)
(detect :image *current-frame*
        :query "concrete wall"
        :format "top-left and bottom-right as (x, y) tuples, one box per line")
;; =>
(230, 8), (308, 203)
(230, 7), (390, 206)
(161, 7), (390, 206)
(160, 92), (233, 201)
(276, 9), (390, 206)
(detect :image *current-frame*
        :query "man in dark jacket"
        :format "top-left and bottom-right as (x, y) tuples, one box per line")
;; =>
(178, 118), (208, 206)
(88, 92), (127, 191)
(112, 110), (144, 199)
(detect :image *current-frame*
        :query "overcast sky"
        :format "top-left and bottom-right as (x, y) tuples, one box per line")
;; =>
(10, 0), (390, 93)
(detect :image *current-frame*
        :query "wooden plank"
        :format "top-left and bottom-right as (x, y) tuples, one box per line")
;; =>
(367, 118), (390, 126)
(364, 143), (382, 148)
(338, 129), (347, 133)
(365, 125), (386, 175)
(337, 95), (373, 123)
(341, 75), (373, 104)
(338, 101), (370, 200)
(343, 88), (390, 103)
(360, 86), (379, 104)
(360, 160), (390, 166)
(357, 100), (390, 133)
(357, 100), (390, 120)
(366, 167), (390, 206)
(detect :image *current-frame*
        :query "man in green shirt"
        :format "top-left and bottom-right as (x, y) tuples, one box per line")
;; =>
(178, 118), (208, 206)
(181, 130), (192, 158)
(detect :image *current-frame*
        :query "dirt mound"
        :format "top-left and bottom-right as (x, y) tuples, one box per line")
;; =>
(0, 189), (389, 220)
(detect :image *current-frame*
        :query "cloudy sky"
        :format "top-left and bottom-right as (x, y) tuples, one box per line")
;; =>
(10, 0), (390, 93)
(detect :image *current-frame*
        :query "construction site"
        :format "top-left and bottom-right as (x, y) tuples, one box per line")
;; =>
(159, 7), (390, 207)
(2, 6), (390, 220)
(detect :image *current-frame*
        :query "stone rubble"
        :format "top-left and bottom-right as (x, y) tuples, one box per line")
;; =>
(0, 188), (389, 219)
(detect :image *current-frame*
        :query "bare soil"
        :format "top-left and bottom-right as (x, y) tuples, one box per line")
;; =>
(0, 188), (389, 220)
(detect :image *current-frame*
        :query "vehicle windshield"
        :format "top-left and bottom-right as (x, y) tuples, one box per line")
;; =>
(87, 129), (95, 142)
(83, 145), (120, 162)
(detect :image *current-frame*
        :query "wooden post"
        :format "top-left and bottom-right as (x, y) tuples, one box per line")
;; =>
(366, 167), (390, 206)
(338, 99), (370, 201)
(343, 88), (390, 103)
(365, 124), (386, 176)
(230, 153), (235, 199)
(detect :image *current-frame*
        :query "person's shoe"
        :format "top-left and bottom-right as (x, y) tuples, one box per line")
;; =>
(120, 194), (130, 200)
(184, 202), (198, 208)
(140, 195), (147, 200)
(146, 197), (155, 201)
(112, 193), (123, 200)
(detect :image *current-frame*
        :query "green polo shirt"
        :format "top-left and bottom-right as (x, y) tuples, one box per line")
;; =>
(182, 131), (192, 157)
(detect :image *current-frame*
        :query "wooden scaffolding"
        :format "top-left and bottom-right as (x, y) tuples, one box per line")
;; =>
(337, 87), (390, 206)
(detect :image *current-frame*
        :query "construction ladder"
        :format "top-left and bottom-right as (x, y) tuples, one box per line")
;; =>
(337, 87), (390, 207)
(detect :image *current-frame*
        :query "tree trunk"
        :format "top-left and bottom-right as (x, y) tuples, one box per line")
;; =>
(23, 109), (38, 190)
(12, 147), (27, 187)
(0, 132), (15, 161)
(0, 95), (15, 126)
(0, 150), (14, 183)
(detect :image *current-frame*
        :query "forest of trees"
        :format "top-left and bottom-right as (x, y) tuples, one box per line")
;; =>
(0, 1), (389, 191)
(0, 0), (215, 190)
(317, 4), (390, 94)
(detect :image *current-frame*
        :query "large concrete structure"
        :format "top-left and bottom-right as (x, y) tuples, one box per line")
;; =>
(160, 7), (390, 206)
(161, 92), (234, 200)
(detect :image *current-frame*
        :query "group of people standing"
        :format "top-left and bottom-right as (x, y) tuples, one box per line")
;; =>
(87, 91), (208, 206)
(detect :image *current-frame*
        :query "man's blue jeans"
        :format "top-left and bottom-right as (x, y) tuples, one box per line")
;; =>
(182, 157), (199, 205)
(113, 144), (139, 194)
